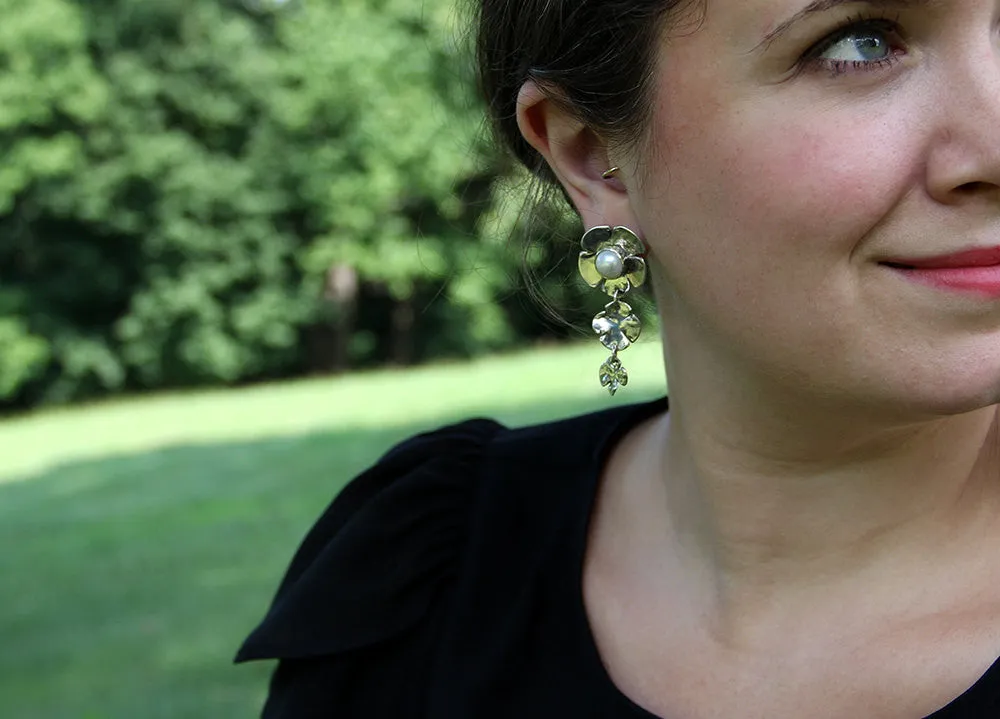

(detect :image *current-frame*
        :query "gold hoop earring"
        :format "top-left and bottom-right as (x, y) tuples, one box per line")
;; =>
(578, 226), (648, 395)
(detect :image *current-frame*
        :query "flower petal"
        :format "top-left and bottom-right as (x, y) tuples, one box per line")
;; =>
(601, 276), (632, 297)
(623, 256), (647, 289)
(581, 226), (614, 254)
(602, 332), (630, 352)
(578, 253), (603, 288)
(618, 314), (641, 344)
(592, 316), (615, 335)
(611, 226), (645, 257)
(608, 300), (634, 316)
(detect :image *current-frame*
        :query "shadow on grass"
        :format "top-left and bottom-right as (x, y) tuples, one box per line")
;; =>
(0, 393), (658, 719)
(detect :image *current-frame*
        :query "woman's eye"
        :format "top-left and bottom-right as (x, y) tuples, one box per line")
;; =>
(804, 19), (906, 75)
(821, 31), (892, 63)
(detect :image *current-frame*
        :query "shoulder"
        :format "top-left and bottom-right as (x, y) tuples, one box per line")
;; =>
(234, 399), (666, 715)
(237, 401), (666, 660)
(236, 417), (505, 663)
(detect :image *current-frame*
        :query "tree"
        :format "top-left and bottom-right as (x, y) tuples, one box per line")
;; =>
(0, 0), (112, 402)
(0, 0), (595, 410)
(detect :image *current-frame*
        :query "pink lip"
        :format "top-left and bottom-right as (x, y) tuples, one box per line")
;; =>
(883, 246), (1000, 269)
(881, 246), (1000, 298)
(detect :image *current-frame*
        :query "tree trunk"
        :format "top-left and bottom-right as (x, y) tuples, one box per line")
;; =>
(390, 294), (414, 366)
(321, 263), (358, 373)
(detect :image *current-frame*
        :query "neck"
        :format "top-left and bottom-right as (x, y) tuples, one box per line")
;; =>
(640, 386), (1000, 645)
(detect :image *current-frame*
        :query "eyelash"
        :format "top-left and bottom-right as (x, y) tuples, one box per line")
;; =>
(801, 13), (907, 77)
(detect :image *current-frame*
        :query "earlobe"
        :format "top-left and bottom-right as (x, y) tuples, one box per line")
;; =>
(515, 81), (640, 232)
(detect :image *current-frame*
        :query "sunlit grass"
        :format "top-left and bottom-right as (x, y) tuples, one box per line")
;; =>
(0, 340), (666, 485)
(0, 341), (666, 719)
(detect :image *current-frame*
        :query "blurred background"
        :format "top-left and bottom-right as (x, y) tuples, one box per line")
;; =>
(0, 0), (666, 716)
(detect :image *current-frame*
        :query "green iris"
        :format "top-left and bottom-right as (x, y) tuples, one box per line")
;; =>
(852, 34), (889, 62)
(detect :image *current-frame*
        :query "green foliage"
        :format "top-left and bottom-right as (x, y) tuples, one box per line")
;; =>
(0, 0), (593, 409)
(0, 315), (49, 400)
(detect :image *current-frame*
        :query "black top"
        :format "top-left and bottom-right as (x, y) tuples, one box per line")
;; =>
(236, 398), (1000, 718)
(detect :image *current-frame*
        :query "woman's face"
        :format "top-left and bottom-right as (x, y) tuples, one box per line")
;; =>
(632, 0), (1000, 415)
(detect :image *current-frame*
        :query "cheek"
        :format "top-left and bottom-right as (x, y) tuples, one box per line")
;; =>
(635, 81), (931, 379)
(719, 123), (912, 247)
(667, 117), (912, 252)
(640, 87), (924, 300)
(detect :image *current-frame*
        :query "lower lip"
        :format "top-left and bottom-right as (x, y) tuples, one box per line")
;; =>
(885, 264), (1000, 298)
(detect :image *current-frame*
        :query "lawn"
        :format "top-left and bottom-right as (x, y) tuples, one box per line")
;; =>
(0, 342), (666, 718)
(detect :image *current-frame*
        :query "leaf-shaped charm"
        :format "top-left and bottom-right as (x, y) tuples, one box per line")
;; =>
(599, 355), (629, 396)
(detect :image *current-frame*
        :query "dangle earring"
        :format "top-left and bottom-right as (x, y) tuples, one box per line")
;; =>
(578, 225), (648, 396)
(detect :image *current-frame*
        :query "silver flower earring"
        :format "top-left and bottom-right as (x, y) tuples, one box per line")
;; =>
(578, 225), (648, 395)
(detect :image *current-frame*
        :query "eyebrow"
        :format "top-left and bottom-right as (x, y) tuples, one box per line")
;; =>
(755, 0), (931, 52)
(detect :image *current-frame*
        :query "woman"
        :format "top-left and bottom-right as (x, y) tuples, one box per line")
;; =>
(237, 0), (1000, 716)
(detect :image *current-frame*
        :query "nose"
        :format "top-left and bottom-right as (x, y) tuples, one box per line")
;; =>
(925, 36), (1000, 207)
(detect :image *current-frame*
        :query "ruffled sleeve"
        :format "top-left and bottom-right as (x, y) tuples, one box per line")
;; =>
(235, 418), (503, 718)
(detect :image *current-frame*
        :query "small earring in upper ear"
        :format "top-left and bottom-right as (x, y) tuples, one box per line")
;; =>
(601, 167), (621, 180)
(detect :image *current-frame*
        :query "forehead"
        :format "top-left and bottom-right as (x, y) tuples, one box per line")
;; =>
(678, 0), (938, 44)
(659, 0), (794, 60)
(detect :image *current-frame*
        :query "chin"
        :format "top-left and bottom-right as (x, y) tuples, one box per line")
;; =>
(895, 367), (1000, 419)
(817, 354), (1000, 424)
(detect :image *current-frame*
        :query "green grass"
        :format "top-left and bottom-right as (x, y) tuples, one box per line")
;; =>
(0, 341), (666, 718)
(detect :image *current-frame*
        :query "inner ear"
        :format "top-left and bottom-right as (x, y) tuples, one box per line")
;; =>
(564, 124), (615, 184)
(516, 81), (636, 229)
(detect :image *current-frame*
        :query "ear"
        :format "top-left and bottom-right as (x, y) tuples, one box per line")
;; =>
(516, 81), (641, 233)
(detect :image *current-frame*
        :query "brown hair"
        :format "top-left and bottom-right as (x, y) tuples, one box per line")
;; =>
(476, 0), (699, 184)
(474, 0), (701, 329)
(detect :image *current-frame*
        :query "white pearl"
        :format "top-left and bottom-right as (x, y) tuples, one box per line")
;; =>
(595, 249), (625, 280)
